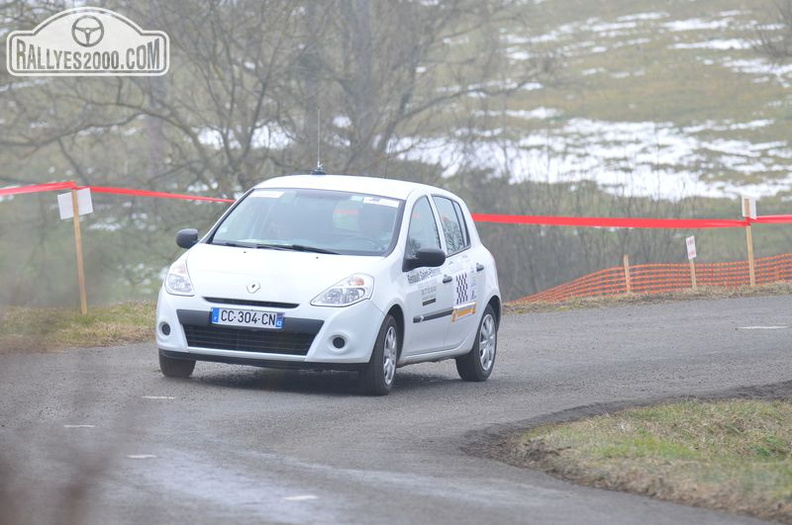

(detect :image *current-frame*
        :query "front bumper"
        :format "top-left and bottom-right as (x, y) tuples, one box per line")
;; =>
(156, 288), (386, 368)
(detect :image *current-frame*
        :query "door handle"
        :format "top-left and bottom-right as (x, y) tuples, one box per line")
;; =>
(476, 263), (485, 272)
(442, 275), (452, 283)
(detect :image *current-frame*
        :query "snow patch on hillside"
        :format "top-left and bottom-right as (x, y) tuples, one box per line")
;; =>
(394, 116), (791, 200)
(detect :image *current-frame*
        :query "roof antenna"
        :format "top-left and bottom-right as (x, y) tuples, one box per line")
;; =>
(311, 107), (326, 175)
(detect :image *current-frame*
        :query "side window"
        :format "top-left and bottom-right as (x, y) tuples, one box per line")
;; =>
(406, 197), (441, 258)
(432, 196), (470, 255)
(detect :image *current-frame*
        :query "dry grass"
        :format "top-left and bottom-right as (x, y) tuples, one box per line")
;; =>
(517, 400), (792, 523)
(505, 283), (792, 314)
(0, 301), (154, 354)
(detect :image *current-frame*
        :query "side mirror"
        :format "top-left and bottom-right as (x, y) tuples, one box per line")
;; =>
(176, 228), (199, 249)
(403, 248), (446, 271)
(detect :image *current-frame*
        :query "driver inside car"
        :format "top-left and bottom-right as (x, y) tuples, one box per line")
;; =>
(358, 203), (396, 249)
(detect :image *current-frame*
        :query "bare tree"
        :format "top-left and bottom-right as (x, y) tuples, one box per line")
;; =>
(757, 0), (792, 61)
(0, 0), (558, 303)
(2, 0), (556, 188)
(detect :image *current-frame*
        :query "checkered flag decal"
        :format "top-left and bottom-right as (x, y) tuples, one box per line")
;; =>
(455, 272), (469, 305)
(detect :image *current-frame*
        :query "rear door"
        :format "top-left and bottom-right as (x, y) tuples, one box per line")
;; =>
(432, 195), (480, 350)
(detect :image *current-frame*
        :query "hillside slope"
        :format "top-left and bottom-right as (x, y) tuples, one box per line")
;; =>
(409, 0), (792, 200)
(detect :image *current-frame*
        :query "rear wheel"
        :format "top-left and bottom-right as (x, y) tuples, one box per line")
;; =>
(456, 304), (497, 382)
(159, 350), (196, 378)
(359, 315), (399, 396)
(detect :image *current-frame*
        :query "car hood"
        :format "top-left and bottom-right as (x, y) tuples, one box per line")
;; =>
(185, 243), (384, 304)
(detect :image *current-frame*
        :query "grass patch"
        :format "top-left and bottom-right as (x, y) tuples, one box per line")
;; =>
(0, 301), (155, 354)
(518, 400), (792, 523)
(505, 283), (792, 314)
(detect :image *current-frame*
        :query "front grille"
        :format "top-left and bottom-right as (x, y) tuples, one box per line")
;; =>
(204, 297), (299, 309)
(183, 325), (318, 355)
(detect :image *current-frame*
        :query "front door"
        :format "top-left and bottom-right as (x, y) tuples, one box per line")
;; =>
(401, 196), (453, 357)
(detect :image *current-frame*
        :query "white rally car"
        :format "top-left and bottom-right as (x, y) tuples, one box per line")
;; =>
(156, 174), (501, 395)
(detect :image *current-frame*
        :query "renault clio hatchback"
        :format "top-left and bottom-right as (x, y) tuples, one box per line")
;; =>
(156, 174), (501, 395)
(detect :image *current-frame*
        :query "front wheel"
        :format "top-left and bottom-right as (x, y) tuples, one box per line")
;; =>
(159, 350), (196, 378)
(456, 304), (497, 382)
(359, 315), (399, 396)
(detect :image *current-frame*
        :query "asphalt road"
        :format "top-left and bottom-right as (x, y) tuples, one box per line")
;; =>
(1, 295), (790, 525)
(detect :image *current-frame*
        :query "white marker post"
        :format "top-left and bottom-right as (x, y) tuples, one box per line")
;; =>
(686, 235), (697, 290)
(58, 186), (93, 314)
(742, 196), (757, 287)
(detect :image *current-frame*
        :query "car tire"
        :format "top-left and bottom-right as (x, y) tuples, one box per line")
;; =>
(456, 304), (497, 382)
(159, 350), (196, 378)
(359, 314), (399, 396)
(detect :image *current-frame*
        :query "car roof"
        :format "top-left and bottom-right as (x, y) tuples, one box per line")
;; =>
(255, 174), (455, 201)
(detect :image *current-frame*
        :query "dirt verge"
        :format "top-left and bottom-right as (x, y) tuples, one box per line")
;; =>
(464, 380), (792, 522)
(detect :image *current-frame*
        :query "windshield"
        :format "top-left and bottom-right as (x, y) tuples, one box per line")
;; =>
(210, 188), (404, 256)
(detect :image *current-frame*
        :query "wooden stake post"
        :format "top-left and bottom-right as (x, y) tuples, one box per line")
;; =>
(742, 197), (756, 287)
(689, 259), (697, 290)
(745, 225), (756, 287)
(71, 189), (88, 315)
(623, 254), (631, 294)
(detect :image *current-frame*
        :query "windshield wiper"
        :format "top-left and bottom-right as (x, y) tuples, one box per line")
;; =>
(254, 243), (338, 255)
(290, 244), (339, 254)
(212, 240), (255, 248)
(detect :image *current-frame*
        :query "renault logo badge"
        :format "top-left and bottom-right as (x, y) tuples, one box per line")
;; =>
(246, 282), (261, 293)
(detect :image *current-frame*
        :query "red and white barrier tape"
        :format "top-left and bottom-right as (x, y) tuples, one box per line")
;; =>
(2, 181), (792, 228)
(470, 213), (754, 229)
(0, 181), (234, 203)
(85, 185), (234, 203)
(0, 181), (77, 196)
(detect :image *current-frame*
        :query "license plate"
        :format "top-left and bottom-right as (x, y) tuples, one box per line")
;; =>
(211, 307), (284, 329)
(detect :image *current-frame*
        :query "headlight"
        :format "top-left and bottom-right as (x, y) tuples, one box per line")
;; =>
(164, 260), (194, 296)
(311, 274), (373, 307)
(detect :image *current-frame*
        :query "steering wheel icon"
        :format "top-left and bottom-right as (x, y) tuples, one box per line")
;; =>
(71, 15), (104, 47)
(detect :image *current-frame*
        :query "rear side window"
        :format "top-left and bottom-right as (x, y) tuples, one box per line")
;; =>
(432, 196), (470, 255)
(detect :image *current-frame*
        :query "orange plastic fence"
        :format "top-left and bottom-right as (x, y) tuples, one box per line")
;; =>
(521, 253), (792, 303)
